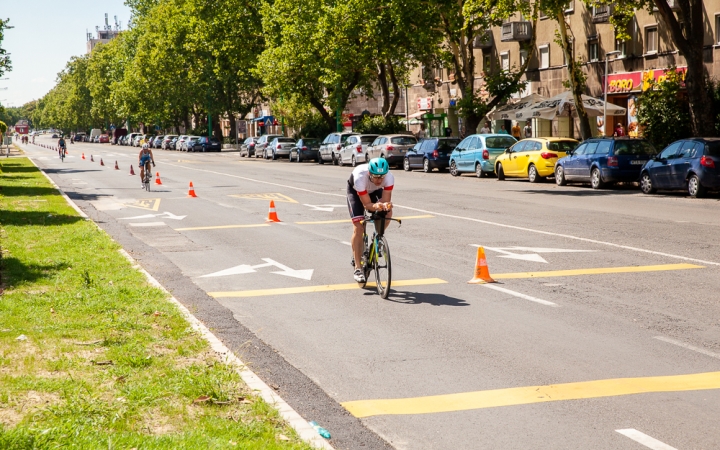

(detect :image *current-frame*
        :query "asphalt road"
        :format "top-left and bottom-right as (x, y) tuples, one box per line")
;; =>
(21, 136), (720, 450)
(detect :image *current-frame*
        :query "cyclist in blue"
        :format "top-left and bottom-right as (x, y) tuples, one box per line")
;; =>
(57, 136), (66, 159)
(138, 144), (155, 187)
(347, 157), (394, 283)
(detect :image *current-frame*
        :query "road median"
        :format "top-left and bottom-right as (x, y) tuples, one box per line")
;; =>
(0, 157), (315, 448)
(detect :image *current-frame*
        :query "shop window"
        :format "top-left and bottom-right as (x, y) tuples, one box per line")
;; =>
(501, 52), (510, 71)
(646, 26), (658, 54)
(589, 40), (599, 62)
(539, 45), (549, 69)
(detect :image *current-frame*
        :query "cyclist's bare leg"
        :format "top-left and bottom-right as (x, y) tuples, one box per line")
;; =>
(139, 164), (145, 181)
(351, 221), (364, 270)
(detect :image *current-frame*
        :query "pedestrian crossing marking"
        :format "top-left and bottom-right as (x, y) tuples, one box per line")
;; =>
(125, 198), (161, 211)
(229, 193), (298, 203)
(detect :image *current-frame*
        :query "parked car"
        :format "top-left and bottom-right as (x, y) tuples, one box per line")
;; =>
(318, 132), (358, 164)
(175, 135), (190, 151)
(555, 137), (657, 189)
(132, 134), (145, 147)
(170, 136), (181, 150)
(289, 138), (321, 162)
(161, 135), (177, 150)
(240, 137), (258, 157)
(98, 134), (110, 144)
(339, 134), (378, 166)
(404, 137), (461, 173)
(450, 134), (517, 177)
(265, 137), (296, 160)
(184, 136), (201, 152)
(367, 134), (417, 167)
(495, 137), (579, 183)
(150, 135), (164, 148)
(73, 133), (86, 142)
(192, 136), (222, 152)
(255, 134), (282, 159)
(639, 138), (720, 198)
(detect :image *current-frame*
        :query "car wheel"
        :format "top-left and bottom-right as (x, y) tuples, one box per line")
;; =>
(271, 150), (276, 160)
(366, 154), (370, 164)
(338, 154), (344, 166)
(450, 160), (459, 177)
(590, 167), (606, 189)
(496, 163), (505, 181)
(423, 159), (431, 173)
(403, 158), (411, 171)
(475, 163), (483, 178)
(318, 155), (325, 164)
(640, 172), (656, 194)
(555, 165), (566, 186)
(352, 155), (357, 167)
(687, 174), (707, 198)
(528, 164), (543, 183)
(332, 153), (339, 165)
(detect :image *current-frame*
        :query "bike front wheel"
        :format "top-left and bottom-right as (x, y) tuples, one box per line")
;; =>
(374, 236), (391, 298)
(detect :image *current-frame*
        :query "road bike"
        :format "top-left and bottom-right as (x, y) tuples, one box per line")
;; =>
(358, 211), (401, 299)
(59, 147), (66, 162)
(142, 162), (153, 191)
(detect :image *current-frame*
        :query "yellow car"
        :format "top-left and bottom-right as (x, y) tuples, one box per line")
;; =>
(495, 137), (579, 183)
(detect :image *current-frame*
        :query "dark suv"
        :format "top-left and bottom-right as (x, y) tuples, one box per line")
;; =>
(192, 136), (222, 152)
(555, 137), (657, 189)
(404, 137), (460, 172)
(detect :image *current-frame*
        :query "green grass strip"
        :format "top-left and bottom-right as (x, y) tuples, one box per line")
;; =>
(0, 158), (313, 449)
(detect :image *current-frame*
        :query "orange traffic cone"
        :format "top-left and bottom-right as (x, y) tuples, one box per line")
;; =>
(90, 155), (94, 162)
(129, 165), (136, 175)
(266, 200), (281, 222)
(187, 181), (197, 197)
(114, 161), (119, 170)
(155, 172), (162, 185)
(468, 246), (496, 284)
(100, 158), (105, 166)
(82, 153), (85, 160)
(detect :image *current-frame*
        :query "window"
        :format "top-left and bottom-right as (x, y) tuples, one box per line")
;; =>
(360, 136), (377, 144)
(584, 142), (600, 154)
(439, 139), (460, 151)
(511, 141), (528, 152)
(500, 52), (510, 71)
(483, 53), (492, 72)
(565, 0), (574, 13)
(716, 15), (720, 44)
(646, 26), (658, 54)
(595, 140), (612, 155)
(548, 141), (579, 152)
(615, 39), (626, 57)
(486, 136), (518, 149)
(679, 140), (698, 158)
(520, 49), (528, 67)
(467, 137), (480, 149)
(539, 45), (550, 68)
(589, 40), (599, 62)
(592, 5), (609, 16)
(391, 136), (417, 145)
(421, 139), (436, 152)
(573, 143), (588, 155)
(659, 141), (682, 159)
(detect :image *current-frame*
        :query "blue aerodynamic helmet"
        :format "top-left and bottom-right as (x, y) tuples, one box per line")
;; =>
(368, 157), (389, 176)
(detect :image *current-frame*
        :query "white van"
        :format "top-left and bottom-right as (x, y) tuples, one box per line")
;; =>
(90, 129), (102, 142)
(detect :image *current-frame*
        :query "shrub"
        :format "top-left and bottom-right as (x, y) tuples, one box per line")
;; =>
(354, 115), (405, 135)
(637, 68), (691, 150)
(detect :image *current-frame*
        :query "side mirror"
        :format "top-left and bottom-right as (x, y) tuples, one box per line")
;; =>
(505, 148), (512, 153)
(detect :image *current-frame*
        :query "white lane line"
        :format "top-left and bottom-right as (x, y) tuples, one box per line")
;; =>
(654, 336), (720, 360)
(482, 284), (558, 307)
(341, 241), (351, 246)
(616, 429), (678, 450)
(163, 162), (720, 267)
(128, 222), (166, 227)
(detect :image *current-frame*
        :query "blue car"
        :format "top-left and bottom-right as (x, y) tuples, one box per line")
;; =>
(640, 138), (720, 198)
(403, 137), (460, 172)
(192, 136), (222, 152)
(449, 134), (517, 177)
(555, 137), (656, 189)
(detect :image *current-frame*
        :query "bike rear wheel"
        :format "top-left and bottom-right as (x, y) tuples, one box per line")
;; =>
(374, 236), (391, 298)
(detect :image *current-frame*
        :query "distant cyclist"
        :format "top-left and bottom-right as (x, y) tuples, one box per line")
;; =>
(138, 144), (155, 187)
(347, 157), (394, 283)
(58, 136), (67, 159)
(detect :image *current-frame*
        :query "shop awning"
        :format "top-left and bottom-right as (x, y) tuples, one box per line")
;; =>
(490, 91), (626, 121)
(408, 111), (425, 119)
(487, 94), (546, 121)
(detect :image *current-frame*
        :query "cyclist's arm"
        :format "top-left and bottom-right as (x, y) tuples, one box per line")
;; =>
(358, 192), (391, 212)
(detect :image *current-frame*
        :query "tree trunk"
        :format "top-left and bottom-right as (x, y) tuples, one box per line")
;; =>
(556, 12), (592, 139)
(387, 62), (401, 116)
(377, 63), (391, 117)
(228, 113), (237, 143)
(213, 113), (223, 140)
(308, 96), (335, 132)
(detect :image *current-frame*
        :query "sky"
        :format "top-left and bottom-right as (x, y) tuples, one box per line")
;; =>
(1, 0), (132, 108)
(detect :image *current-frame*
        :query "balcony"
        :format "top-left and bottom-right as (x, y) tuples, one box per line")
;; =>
(473, 30), (493, 49)
(591, 5), (610, 23)
(501, 22), (532, 42)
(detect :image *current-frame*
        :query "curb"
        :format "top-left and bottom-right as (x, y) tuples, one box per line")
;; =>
(23, 154), (333, 450)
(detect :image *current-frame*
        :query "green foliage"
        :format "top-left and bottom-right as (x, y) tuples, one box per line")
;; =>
(0, 18), (11, 78)
(354, 115), (405, 135)
(298, 114), (333, 139)
(0, 120), (6, 134)
(636, 69), (691, 150)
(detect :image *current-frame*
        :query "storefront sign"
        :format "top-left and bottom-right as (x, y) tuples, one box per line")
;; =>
(417, 97), (433, 111)
(641, 67), (687, 91)
(605, 67), (687, 93)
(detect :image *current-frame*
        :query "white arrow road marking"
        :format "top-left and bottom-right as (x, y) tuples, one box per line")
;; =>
(120, 211), (186, 220)
(200, 258), (314, 281)
(304, 204), (346, 212)
(502, 247), (595, 253)
(473, 245), (596, 264)
(485, 247), (549, 263)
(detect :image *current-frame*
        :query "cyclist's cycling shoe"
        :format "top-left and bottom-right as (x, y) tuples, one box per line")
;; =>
(353, 269), (366, 283)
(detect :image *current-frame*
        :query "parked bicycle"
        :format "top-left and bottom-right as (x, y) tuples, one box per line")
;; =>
(358, 211), (401, 298)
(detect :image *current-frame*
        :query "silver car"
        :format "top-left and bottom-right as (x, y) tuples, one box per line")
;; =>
(367, 134), (418, 167)
(318, 132), (358, 165)
(185, 136), (202, 152)
(255, 134), (283, 158)
(266, 137), (296, 160)
(339, 134), (378, 167)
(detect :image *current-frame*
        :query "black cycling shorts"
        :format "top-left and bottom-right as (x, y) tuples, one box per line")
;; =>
(347, 175), (382, 223)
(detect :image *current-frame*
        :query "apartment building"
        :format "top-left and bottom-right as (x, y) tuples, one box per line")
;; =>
(381, 1), (719, 139)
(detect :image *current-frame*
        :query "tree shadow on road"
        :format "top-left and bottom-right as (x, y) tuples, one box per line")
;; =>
(44, 168), (104, 175)
(379, 290), (470, 307)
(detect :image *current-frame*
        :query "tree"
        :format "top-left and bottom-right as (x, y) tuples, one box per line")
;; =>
(637, 68), (691, 149)
(604, 0), (715, 136)
(0, 18), (11, 78)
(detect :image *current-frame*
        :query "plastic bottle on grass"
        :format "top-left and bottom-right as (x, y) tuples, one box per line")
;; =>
(309, 421), (331, 439)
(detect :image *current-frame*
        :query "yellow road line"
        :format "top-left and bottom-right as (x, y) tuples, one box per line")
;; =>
(342, 371), (720, 418)
(492, 263), (703, 279)
(296, 215), (435, 225)
(176, 223), (271, 231)
(208, 278), (447, 298)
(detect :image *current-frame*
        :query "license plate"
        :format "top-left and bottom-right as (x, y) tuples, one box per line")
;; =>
(630, 160), (644, 165)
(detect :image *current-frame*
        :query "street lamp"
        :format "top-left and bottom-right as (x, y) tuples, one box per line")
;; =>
(603, 50), (621, 136)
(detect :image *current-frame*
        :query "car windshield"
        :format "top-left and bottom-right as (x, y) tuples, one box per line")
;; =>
(209, 137), (219, 143)
(438, 139), (460, 151)
(360, 136), (377, 144)
(302, 139), (319, 146)
(614, 140), (656, 155)
(485, 136), (517, 149)
(548, 141), (578, 152)
(391, 136), (417, 145)
(705, 142), (720, 156)
(340, 134), (356, 143)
